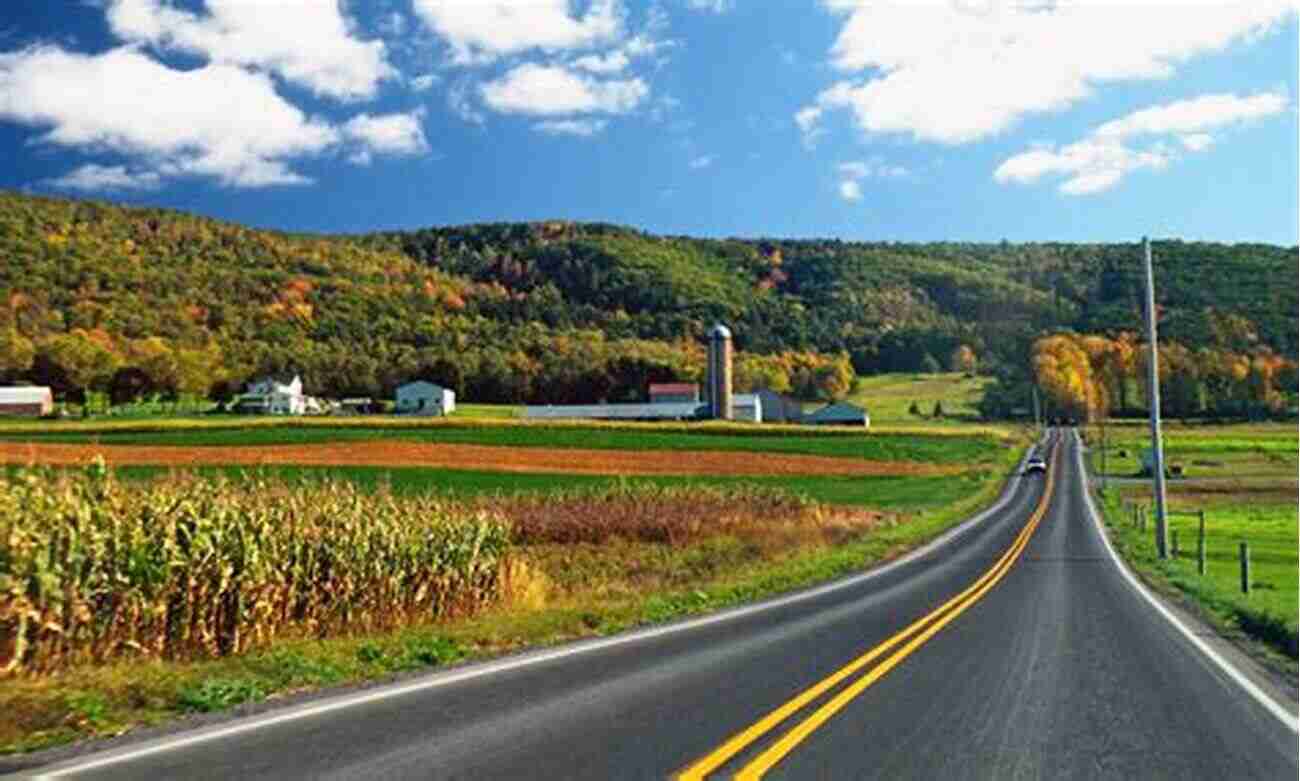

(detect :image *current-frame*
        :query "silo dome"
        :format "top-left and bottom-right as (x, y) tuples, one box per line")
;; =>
(709, 323), (732, 340)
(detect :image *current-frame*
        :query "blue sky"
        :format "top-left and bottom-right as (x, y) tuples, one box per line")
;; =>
(0, 1), (1295, 244)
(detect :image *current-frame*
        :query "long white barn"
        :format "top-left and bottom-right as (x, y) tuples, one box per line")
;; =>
(524, 394), (762, 423)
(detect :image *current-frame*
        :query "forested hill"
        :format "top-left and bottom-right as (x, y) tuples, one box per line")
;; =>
(0, 191), (1295, 408)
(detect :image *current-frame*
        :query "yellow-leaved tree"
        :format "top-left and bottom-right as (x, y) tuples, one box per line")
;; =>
(1031, 334), (1106, 421)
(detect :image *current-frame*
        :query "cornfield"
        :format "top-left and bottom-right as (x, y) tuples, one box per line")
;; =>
(0, 461), (509, 675)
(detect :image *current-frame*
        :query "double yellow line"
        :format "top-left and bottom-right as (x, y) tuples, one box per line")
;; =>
(676, 438), (1061, 781)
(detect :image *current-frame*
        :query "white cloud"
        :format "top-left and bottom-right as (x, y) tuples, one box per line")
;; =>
(795, 106), (823, 133)
(839, 179), (863, 201)
(342, 112), (428, 164)
(377, 11), (407, 38)
(411, 0), (623, 64)
(44, 163), (162, 192)
(413, 2), (672, 127)
(799, 1), (1295, 145)
(572, 50), (630, 74)
(996, 139), (1172, 194)
(447, 81), (486, 124)
(684, 0), (734, 12)
(689, 154), (715, 169)
(0, 45), (336, 187)
(0, 45), (435, 187)
(1093, 91), (1290, 139)
(839, 157), (908, 180)
(410, 73), (441, 92)
(996, 91), (1288, 194)
(534, 118), (609, 136)
(479, 63), (647, 115)
(839, 161), (870, 179)
(106, 0), (394, 101)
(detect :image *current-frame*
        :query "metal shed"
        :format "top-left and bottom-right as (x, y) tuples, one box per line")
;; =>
(524, 402), (703, 421)
(396, 381), (456, 417)
(0, 386), (54, 417)
(754, 389), (804, 423)
(804, 401), (870, 427)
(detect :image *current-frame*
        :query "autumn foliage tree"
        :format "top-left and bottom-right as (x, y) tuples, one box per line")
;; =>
(1032, 334), (1106, 421)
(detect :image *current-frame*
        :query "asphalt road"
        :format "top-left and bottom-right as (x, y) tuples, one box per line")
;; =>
(22, 429), (1299, 780)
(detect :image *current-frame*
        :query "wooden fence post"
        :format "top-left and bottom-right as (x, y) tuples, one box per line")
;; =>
(1239, 542), (1250, 595)
(1197, 511), (1206, 576)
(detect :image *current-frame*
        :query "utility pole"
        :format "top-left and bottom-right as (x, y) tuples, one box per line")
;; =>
(1032, 385), (1042, 432)
(1100, 416), (1107, 491)
(1142, 237), (1169, 559)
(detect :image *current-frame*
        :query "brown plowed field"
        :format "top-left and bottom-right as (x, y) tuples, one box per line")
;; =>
(0, 441), (964, 478)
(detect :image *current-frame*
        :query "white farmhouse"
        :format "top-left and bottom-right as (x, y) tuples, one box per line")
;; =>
(396, 381), (456, 417)
(245, 375), (306, 415)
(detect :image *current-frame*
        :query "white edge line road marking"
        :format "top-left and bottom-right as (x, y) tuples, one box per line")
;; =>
(1073, 430), (1299, 734)
(31, 437), (1045, 779)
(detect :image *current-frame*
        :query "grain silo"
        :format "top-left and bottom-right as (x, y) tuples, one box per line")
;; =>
(708, 323), (733, 420)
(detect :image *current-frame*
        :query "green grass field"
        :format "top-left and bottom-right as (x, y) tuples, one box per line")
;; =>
(847, 372), (993, 424)
(1094, 421), (1297, 479)
(102, 463), (994, 511)
(449, 403), (521, 419)
(0, 419), (1007, 464)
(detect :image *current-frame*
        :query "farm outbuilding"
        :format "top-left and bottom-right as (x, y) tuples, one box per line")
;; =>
(649, 383), (700, 404)
(524, 402), (701, 421)
(804, 402), (870, 427)
(754, 389), (803, 423)
(244, 375), (306, 415)
(730, 393), (763, 423)
(396, 381), (456, 416)
(0, 386), (53, 417)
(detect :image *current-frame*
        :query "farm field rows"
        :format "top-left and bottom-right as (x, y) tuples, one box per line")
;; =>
(0, 440), (971, 477)
(0, 418), (1012, 464)
(0, 416), (1024, 755)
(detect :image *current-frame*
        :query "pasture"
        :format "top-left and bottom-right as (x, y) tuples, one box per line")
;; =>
(846, 372), (993, 424)
(1091, 422), (1298, 665)
(1093, 421), (1297, 480)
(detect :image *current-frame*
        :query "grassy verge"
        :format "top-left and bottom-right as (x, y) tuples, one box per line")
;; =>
(0, 444), (1024, 755)
(1095, 489), (1297, 670)
(1088, 425), (1298, 674)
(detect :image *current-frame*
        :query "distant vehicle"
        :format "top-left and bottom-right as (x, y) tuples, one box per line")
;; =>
(1025, 456), (1047, 474)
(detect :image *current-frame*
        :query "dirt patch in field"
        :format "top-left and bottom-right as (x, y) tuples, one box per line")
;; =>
(0, 441), (964, 478)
